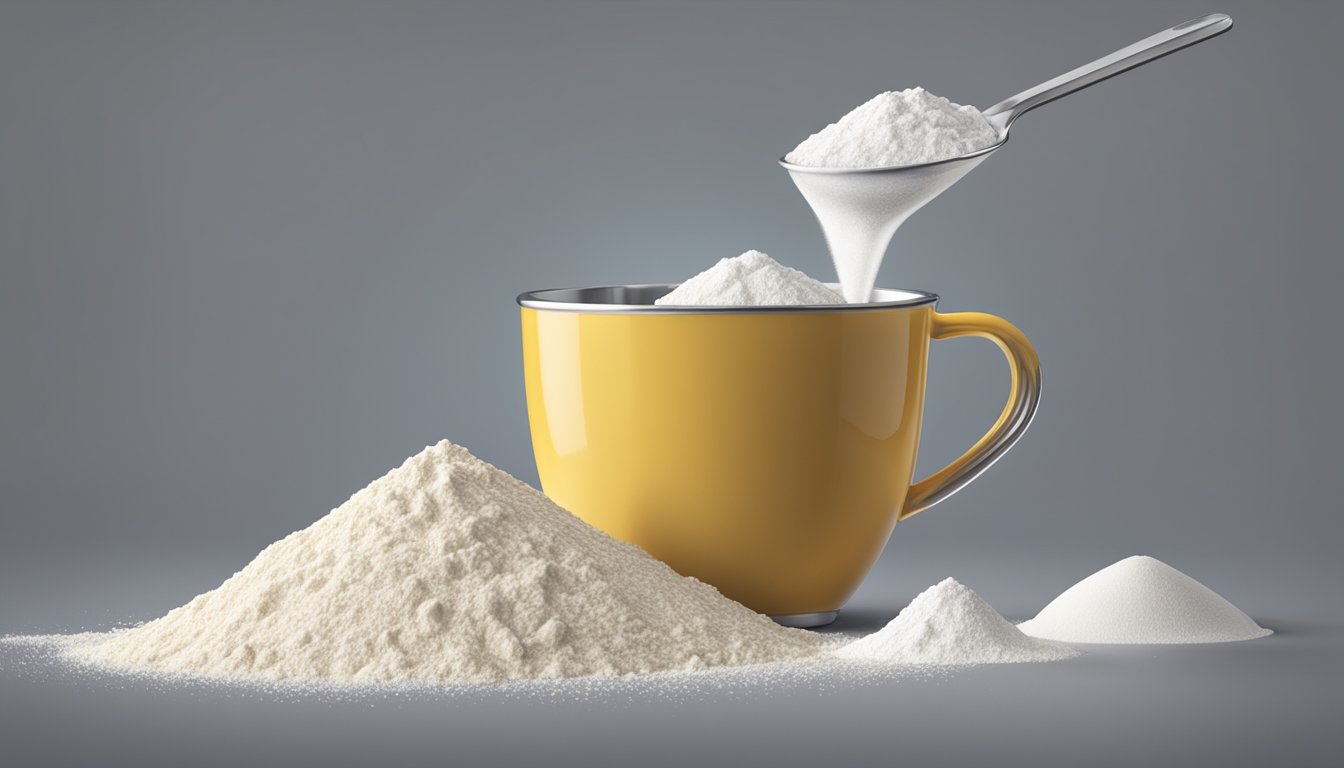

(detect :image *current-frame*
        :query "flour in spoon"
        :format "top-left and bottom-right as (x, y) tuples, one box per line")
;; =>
(656, 251), (844, 306)
(786, 88), (1000, 169)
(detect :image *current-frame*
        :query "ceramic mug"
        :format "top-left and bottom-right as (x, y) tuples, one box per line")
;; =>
(518, 285), (1040, 627)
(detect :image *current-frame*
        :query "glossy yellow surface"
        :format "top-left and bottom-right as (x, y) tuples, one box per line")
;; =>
(521, 304), (1036, 616)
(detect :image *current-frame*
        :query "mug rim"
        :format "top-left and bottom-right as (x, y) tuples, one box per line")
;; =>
(516, 284), (939, 314)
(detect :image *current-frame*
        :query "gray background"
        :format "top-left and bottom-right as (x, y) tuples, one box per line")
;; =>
(1, 1), (1340, 766)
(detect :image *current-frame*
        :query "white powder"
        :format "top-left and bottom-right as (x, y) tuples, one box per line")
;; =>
(69, 441), (828, 684)
(785, 88), (1000, 169)
(1018, 556), (1272, 645)
(655, 250), (844, 306)
(836, 578), (1078, 665)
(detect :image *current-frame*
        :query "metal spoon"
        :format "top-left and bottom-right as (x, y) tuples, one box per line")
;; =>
(781, 13), (1234, 303)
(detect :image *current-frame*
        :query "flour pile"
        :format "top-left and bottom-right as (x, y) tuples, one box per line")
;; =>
(786, 88), (1000, 169)
(655, 250), (844, 306)
(1018, 556), (1272, 644)
(837, 578), (1078, 665)
(69, 441), (828, 684)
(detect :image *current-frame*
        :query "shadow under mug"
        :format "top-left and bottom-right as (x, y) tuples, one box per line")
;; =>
(518, 285), (1040, 627)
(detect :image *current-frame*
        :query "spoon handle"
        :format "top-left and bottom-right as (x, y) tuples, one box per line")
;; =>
(983, 13), (1233, 127)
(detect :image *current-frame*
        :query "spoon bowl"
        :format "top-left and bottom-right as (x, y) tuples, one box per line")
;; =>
(784, 12), (1232, 303)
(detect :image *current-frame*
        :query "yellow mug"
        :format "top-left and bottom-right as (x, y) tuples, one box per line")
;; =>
(519, 285), (1040, 627)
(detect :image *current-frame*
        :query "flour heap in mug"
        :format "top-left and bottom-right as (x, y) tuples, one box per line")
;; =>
(656, 250), (844, 306)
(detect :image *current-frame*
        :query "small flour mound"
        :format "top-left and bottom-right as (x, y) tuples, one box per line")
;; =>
(836, 578), (1078, 665)
(656, 250), (844, 306)
(70, 441), (827, 684)
(786, 88), (1000, 169)
(1018, 556), (1272, 644)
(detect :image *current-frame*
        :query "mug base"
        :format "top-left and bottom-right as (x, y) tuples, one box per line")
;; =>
(769, 611), (838, 629)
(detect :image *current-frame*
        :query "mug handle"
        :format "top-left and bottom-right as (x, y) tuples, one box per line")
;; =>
(900, 311), (1042, 521)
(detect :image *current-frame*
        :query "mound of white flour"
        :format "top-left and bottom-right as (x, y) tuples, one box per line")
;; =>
(837, 578), (1078, 665)
(786, 88), (1000, 169)
(70, 441), (827, 684)
(656, 250), (844, 306)
(1018, 556), (1272, 644)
